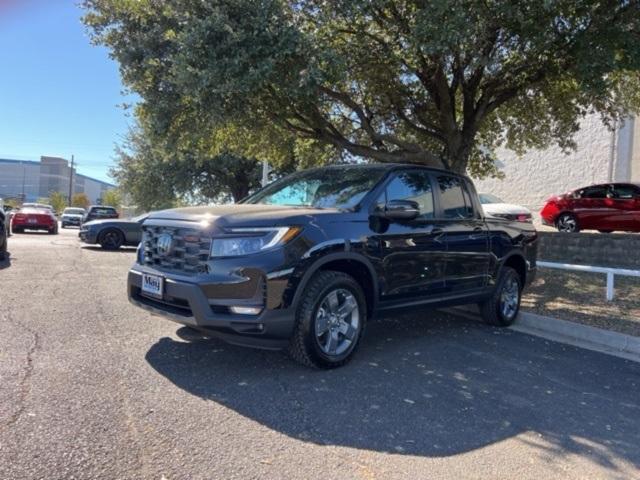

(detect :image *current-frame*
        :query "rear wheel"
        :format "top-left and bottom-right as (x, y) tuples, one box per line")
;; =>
(479, 266), (522, 327)
(556, 213), (579, 233)
(99, 229), (124, 250)
(48, 225), (58, 234)
(288, 270), (366, 369)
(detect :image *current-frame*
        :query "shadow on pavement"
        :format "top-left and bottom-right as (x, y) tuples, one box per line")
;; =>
(145, 310), (640, 469)
(80, 245), (137, 253)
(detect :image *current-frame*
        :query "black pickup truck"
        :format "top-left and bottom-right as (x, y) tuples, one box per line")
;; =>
(128, 164), (538, 368)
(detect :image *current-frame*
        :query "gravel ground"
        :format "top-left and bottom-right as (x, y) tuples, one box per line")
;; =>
(522, 270), (640, 337)
(1, 228), (640, 479)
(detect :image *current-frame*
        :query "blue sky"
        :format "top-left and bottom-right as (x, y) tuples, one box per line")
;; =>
(0, 0), (134, 183)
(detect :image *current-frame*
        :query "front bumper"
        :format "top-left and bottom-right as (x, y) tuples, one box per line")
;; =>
(79, 229), (97, 243)
(62, 217), (82, 225)
(127, 267), (296, 350)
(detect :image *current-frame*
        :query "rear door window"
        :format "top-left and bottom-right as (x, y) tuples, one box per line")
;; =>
(611, 184), (640, 199)
(436, 176), (475, 219)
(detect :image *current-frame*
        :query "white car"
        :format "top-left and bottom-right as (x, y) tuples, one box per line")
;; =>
(60, 207), (86, 228)
(479, 193), (532, 222)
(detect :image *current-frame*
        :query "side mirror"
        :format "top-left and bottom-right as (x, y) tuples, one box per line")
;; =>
(382, 199), (420, 221)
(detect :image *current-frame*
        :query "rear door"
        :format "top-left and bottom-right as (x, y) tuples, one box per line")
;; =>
(434, 174), (490, 294)
(608, 184), (640, 232)
(376, 170), (448, 301)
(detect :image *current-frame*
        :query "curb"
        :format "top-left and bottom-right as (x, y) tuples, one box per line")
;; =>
(447, 306), (640, 363)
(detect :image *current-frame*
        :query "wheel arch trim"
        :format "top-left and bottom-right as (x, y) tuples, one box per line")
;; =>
(289, 252), (379, 312)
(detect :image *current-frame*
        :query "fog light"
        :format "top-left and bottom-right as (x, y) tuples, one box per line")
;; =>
(229, 306), (263, 315)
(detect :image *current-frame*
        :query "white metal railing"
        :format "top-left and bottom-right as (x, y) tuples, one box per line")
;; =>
(537, 261), (640, 301)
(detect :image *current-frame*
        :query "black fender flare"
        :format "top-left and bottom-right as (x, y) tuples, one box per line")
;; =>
(497, 251), (529, 285)
(289, 251), (379, 312)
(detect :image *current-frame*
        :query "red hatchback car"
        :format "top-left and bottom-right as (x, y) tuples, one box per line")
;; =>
(540, 183), (640, 233)
(11, 207), (58, 234)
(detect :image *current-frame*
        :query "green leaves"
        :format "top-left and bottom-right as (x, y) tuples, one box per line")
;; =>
(84, 0), (640, 176)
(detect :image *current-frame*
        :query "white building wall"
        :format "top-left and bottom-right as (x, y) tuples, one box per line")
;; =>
(473, 113), (618, 213)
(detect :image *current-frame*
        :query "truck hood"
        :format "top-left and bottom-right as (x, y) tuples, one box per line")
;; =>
(147, 204), (341, 227)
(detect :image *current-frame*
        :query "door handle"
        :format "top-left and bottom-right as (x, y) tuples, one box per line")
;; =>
(469, 227), (486, 240)
(426, 226), (444, 242)
(424, 225), (443, 235)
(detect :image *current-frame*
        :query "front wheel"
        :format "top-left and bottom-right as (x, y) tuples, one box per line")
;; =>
(556, 213), (579, 233)
(479, 266), (522, 327)
(99, 229), (124, 250)
(288, 270), (366, 369)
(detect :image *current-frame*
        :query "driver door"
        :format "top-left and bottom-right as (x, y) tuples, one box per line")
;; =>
(375, 170), (447, 301)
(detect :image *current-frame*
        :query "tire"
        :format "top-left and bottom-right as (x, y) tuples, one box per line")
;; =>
(99, 228), (124, 250)
(61, 223), (66, 229)
(0, 233), (6, 261)
(479, 266), (522, 327)
(598, 230), (613, 234)
(288, 270), (367, 369)
(12, 227), (22, 234)
(48, 226), (58, 235)
(556, 213), (579, 233)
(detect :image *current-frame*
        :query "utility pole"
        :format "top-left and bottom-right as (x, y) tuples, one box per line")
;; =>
(21, 162), (26, 201)
(68, 155), (74, 203)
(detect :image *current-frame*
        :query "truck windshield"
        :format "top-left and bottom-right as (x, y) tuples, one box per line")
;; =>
(245, 167), (387, 209)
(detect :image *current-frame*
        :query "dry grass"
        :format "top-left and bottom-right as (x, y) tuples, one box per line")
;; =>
(522, 270), (640, 336)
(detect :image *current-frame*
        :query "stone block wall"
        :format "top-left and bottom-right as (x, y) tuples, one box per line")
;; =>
(538, 232), (640, 270)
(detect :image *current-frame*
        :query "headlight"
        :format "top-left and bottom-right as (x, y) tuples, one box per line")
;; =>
(211, 227), (301, 257)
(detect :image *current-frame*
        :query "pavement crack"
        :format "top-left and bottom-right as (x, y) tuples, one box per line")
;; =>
(2, 310), (41, 428)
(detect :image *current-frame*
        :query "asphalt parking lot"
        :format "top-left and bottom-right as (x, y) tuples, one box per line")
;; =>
(1, 228), (639, 479)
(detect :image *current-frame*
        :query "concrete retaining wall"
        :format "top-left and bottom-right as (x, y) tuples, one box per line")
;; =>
(538, 232), (640, 269)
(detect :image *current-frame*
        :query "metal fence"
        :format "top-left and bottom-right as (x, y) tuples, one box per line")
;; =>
(537, 261), (640, 301)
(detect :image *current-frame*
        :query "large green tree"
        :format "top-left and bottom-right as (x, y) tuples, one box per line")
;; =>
(111, 124), (281, 210)
(85, 0), (640, 175)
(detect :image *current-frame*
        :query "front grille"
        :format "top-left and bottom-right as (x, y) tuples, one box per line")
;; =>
(141, 225), (211, 275)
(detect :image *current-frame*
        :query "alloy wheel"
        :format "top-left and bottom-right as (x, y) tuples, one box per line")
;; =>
(314, 288), (360, 357)
(102, 231), (121, 249)
(500, 275), (520, 320)
(557, 214), (577, 232)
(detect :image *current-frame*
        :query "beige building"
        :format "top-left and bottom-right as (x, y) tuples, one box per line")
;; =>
(474, 114), (640, 214)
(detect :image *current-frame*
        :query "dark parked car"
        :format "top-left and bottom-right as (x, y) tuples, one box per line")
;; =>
(82, 205), (119, 224)
(79, 214), (147, 249)
(541, 183), (640, 233)
(127, 164), (538, 368)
